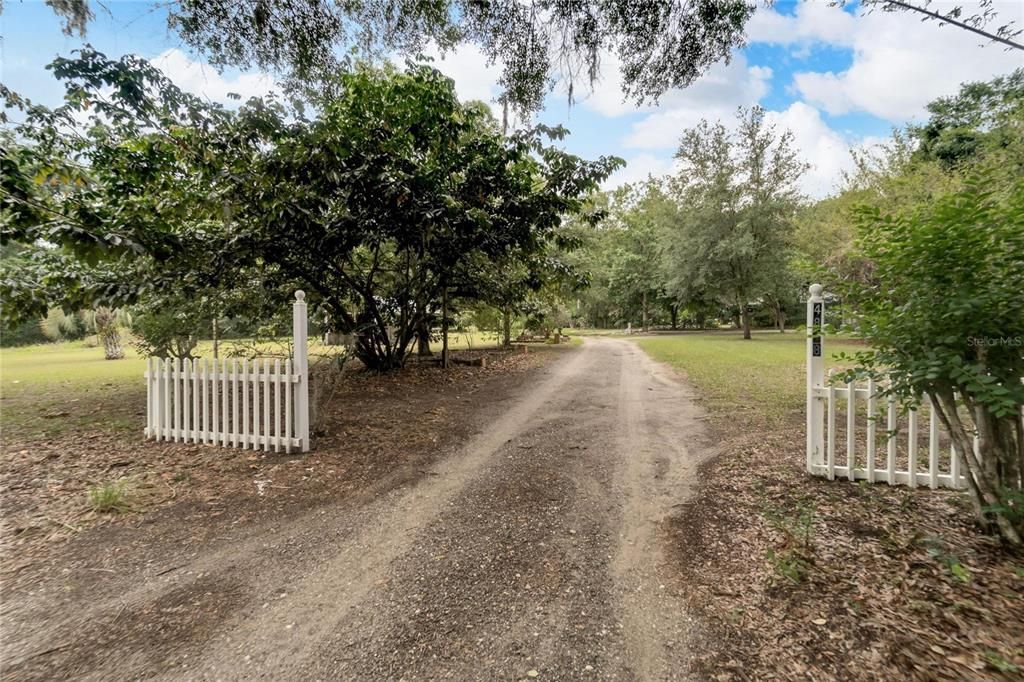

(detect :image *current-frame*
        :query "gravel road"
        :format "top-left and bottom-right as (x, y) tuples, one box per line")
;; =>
(3, 338), (710, 681)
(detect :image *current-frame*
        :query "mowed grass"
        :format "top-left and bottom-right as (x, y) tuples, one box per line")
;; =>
(1, 341), (147, 441)
(0, 331), (514, 442)
(1, 340), (148, 385)
(634, 331), (866, 424)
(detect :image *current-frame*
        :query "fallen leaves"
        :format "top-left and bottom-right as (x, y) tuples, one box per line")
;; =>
(1, 346), (557, 584)
(666, 409), (1024, 680)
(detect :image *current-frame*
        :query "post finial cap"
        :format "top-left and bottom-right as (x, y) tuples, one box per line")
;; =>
(295, 290), (306, 301)
(809, 283), (823, 298)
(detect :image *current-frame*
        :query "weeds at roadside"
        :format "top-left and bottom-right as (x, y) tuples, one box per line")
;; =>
(87, 479), (133, 513)
(982, 650), (1020, 674)
(922, 536), (971, 583)
(764, 499), (816, 584)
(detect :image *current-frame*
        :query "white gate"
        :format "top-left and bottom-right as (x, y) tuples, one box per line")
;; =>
(144, 291), (311, 452)
(805, 284), (966, 489)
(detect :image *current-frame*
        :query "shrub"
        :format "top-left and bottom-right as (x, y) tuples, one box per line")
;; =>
(842, 171), (1024, 545)
(132, 306), (209, 359)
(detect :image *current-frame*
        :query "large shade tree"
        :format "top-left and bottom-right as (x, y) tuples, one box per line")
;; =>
(663, 106), (806, 339)
(1, 51), (621, 370)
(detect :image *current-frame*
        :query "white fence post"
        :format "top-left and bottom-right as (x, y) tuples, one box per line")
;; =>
(806, 283), (825, 473)
(293, 290), (310, 452)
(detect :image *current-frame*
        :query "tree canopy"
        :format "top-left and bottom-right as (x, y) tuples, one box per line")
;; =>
(20, 0), (755, 116)
(1, 49), (621, 370)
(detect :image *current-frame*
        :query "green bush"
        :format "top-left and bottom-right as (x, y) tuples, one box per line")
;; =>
(842, 171), (1024, 545)
(0, 318), (49, 347)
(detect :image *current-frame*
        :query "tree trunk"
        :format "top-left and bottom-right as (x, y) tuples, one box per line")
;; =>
(441, 287), (450, 369)
(932, 390), (1022, 546)
(775, 301), (786, 332)
(416, 317), (432, 356)
(212, 317), (219, 359)
(94, 307), (124, 360)
(669, 304), (678, 331)
(741, 306), (752, 340)
(502, 307), (512, 347)
(641, 290), (649, 333)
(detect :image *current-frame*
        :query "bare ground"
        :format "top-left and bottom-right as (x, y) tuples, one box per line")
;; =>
(1, 338), (711, 680)
(660, 374), (1024, 680)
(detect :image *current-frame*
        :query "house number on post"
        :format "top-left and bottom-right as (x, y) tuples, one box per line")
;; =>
(811, 302), (823, 358)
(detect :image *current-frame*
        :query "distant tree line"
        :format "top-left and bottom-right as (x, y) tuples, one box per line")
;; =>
(568, 69), (1024, 544)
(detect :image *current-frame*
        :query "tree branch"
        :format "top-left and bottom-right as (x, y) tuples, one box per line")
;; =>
(876, 0), (1024, 50)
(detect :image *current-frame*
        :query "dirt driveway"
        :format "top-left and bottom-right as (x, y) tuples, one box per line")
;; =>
(3, 338), (711, 680)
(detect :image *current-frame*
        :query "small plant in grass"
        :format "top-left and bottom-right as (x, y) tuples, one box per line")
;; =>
(87, 480), (132, 513)
(923, 537), (971, 583)
(764, 501), (816, 584)
(982, 651), (1020, 674)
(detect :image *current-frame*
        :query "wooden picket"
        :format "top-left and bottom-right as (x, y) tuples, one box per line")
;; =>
(805, 284), (967, 490)
(144, 291), (311, 452)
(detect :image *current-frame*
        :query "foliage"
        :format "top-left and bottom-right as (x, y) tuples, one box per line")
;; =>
(224, 65), (618, 369)
(1, 52), (620, 371)
(910, 68), (1024, 167)
(794, 70), (1024, 292)
(764, 500), (816, 584)
(27, 0), (755, 116)
(923, 537), (971, 583)
(40, 308), (87, 341)
(605, 182), (677, 332)
(664, 106), (807, 339)
(132, 303), (207, 359)
(838, 172), (1024, 545)
(0, 52), (226, 322)
(0, 318), (49, 347)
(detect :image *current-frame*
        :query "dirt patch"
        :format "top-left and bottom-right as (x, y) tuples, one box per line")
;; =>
(664, 408), (1024, 679)
(0, 347), (556, 592)
(2, 336), (713, 681)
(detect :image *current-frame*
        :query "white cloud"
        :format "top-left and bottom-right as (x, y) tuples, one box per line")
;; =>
(765, 102), (858, 199)
(602, 153), (678, 189)
(752, 3), (1023, 121)
(619, 54), (773, 148)
(745, 2), (857, 46)
(150, 49), (278, 104)
(572, 51), (773, 125)
(421, 43), (504, 106)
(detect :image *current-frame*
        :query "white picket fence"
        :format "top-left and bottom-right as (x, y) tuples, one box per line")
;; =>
(144, 291), (310, 452)
(805, 284), (967, 489)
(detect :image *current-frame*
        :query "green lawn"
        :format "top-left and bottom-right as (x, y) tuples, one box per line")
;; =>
(1, 340), (148, 386)
(0, 332), (513, 442)
(0, 341), (146, 441)
(633, 331), (866, 423)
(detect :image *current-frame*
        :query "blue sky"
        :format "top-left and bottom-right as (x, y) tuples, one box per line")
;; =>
(2, 0), (1021, 197)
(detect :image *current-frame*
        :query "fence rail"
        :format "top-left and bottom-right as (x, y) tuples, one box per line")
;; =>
(144, 291), (310, 452)
(805, 284), (966, 490)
